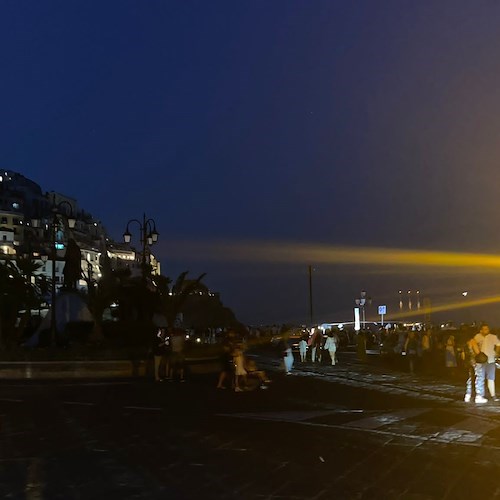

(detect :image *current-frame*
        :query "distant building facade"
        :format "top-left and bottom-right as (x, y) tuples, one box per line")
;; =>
(0, 170), (161, 295)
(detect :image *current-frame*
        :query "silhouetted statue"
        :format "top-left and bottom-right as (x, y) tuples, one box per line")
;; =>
(63, 238), (82, 290)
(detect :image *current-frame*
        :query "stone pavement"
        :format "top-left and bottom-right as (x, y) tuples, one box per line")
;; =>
(2, 351), (500, 499)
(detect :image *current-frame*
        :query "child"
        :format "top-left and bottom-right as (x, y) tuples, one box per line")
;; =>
(283, 345), (294, 375)
(299, 336), (308, 362)
(233, 344), (247, 392)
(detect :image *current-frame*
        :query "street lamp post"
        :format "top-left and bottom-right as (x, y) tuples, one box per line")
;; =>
(355, 290), (371, 330)
(123, 214), (159, 280)
(41, 196), (76, 347)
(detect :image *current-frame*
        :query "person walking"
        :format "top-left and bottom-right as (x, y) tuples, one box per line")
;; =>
(298, 335), (308, 362)
(310, 330), (323, 363)
(323, 331), (337, 366)
(473, 323), (500, 402)
(279, 334), (294, 375)
(233, 343), (247, 392)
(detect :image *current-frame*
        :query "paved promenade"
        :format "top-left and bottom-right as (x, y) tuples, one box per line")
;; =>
(1, 351), (500, 499)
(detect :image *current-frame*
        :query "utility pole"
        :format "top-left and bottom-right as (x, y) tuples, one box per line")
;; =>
(308, 265), (314, 326)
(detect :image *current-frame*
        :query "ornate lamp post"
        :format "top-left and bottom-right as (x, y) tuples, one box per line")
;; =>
(123, 214), (159, 280)
(355, 290), (372, 330)
(36, 195), (76, 346)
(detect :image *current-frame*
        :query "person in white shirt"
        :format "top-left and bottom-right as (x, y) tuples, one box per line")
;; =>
(472, 323), (500, 402)
(298, 336), (308, 363)
(323, 332), (337, 366)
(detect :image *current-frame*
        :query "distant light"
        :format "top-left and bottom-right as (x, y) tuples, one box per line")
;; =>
(354, 307), (361, 331)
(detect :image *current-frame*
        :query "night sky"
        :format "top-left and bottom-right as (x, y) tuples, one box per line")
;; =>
(3, 1), (500, 325)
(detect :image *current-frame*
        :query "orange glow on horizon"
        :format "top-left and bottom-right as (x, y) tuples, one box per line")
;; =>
(164, 240), (500, 272)
(386, 294), (500, 320)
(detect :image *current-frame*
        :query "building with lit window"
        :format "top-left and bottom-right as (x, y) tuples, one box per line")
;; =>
(0, 170), (161, 294)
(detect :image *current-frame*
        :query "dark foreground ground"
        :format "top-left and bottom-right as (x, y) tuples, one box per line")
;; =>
(2, 351), (500, 499)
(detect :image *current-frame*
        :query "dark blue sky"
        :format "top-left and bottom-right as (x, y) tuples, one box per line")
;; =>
(3, 1), (500, 324)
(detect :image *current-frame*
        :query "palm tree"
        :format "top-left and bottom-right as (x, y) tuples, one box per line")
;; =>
(10, 257), (44, 340)
(0, 259), (41, 349)
(161, 271), (207, 328)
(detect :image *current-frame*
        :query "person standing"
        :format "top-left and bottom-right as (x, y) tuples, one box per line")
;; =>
(473, 323), (500, 402)
(357, 330), (367, 363)
(445, 335), (457, 375)
(168, 327), (186, 382)
(464, 330), (485, 403)
(216, 331), (236, 389)
(323, 332), (337, 366)
(404, 331), (418, 375)
(421, 329), (432, 373)
(153, 328), (168, 382)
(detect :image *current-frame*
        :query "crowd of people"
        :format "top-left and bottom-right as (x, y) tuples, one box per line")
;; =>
(381, 327), (466, 375)
(381, 323), (500, 404)
(151, 321), (500, 404)
(274, 329), (340, 376)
